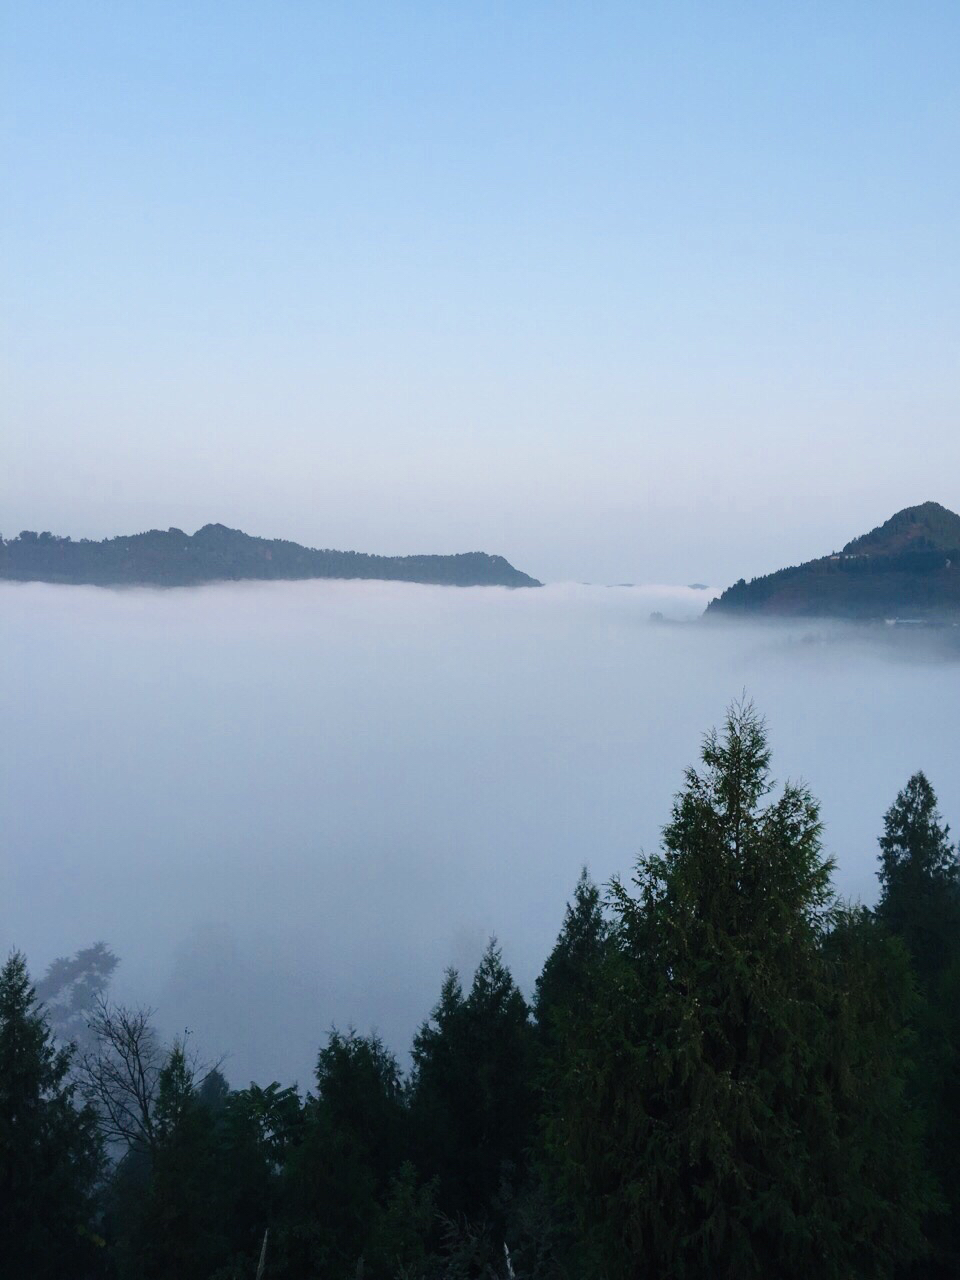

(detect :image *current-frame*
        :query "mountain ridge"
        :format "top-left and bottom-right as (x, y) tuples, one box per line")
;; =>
(707, 502), (960, 620)
(0, 523), (542, 589)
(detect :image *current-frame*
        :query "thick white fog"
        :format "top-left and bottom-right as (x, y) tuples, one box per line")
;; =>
(2, 580), (958, 1087)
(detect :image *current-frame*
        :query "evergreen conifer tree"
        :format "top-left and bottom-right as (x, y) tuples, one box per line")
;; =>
(34, 942), (118, 1052)
(412, 941), (535, 1228)
(549, 702), (928, 1280)
(876, 771), (960, 988)
(116, 1043), (230, 1280)
(532, 870), (612, 1272)
(279, 1030), (406, 1279)
(534, 868), (610, 1041)
(0, 951), (103, 1279)
(875, 772), (960, 1277)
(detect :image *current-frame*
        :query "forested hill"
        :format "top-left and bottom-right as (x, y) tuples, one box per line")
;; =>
(707, 501), (960, 620)
(0, 523), (542, 588)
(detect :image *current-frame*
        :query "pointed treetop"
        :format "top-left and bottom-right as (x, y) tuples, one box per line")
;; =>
(878, 771), (955, 882)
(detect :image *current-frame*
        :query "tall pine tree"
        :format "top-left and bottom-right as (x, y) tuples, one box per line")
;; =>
(534, 868), (610, 1044)
(549, 702), (929, 1280)
(875, 772), (960, 1278)
(876, 771), (960, 989)
(279, 1030), (406, 1279)
(0, 952), (103, 1279)
(412, 940), (535, 1229)
(532, 870), (613, 1275)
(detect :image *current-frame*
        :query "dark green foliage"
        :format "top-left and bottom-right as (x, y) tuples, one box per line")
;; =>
(532, 870), (613, 1275)
(229, 1079), (302, 1171)
(534, 868), (610, 1043)
(0, 523), (541, 588)
(876, 772), (960, 989)
(821, 909), (931, 1275)
(924, 954), (960, 1277)
(314, 1028), (407, 1188)
(278, 1030), (407, 1278)
(412, 942), (536, 1231)
(13, 704), (959, 1278)
(111, 1045), (228, 1279)
(0, 952), (103, 1280)
(707, 501), (960, 619)
(103, 1044), (283, 1280)
(365, 1161), (440, 1279)
(547, 703), (928, 1279)
(205, 1082), (300, 1278)
(874, 772), (960, 1277)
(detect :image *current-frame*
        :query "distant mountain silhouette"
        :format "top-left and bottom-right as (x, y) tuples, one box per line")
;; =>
(0, 523), (542, 589)
(707, 502), (960, 620)
(842, 502), (960, 556)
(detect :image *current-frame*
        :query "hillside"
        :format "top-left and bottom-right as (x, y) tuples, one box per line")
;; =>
(706, 502), (960, 620)
(0, 523), (542, 589)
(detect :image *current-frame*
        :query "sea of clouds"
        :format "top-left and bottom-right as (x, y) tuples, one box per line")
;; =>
(2, 579), (957, 1085)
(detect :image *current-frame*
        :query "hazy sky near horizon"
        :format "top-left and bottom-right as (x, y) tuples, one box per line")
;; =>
(3, 3), (959, 584)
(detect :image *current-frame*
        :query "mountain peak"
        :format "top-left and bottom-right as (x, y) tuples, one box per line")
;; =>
(193, 522), (244, 540)
(842, 502), (960, 556)
(707, 500), (960, 620)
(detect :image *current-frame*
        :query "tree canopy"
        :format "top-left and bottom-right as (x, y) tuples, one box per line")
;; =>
(3, 703), (956, 1278)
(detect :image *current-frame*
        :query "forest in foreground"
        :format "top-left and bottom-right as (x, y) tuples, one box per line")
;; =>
(3, 703), (960, 1280)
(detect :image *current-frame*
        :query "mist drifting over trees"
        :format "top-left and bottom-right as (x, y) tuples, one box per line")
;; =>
(6, 702), (960, 1278)
(3, 579), (957, 1086)
(6, 0), (960, 1273)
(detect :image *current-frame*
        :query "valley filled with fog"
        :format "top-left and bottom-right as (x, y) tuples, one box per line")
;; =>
(2, 579), (957, 1087)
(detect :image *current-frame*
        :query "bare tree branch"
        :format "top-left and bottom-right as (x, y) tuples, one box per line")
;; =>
(77, 996), (164, 1153)
(77, 997), (225, 1155)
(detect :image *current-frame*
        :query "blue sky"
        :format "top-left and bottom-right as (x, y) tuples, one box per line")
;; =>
(3, 2), (959, 583)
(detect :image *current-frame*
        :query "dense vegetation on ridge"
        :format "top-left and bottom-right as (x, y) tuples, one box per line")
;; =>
(5, 703), (960, 1279)
(0, 523), (541, 589)
(708, 502), (960, 620)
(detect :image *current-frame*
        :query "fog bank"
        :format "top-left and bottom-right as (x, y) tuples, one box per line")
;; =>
(2, 580), (957, 1086)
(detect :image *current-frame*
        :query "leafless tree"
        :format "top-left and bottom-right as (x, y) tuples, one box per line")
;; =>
(78, 996), (225, 1155)
(77, 997), (165, 1153)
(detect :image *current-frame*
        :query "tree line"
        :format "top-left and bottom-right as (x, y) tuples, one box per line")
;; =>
(3, 702), (959, 1278)
(0, 524), (540, 588)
